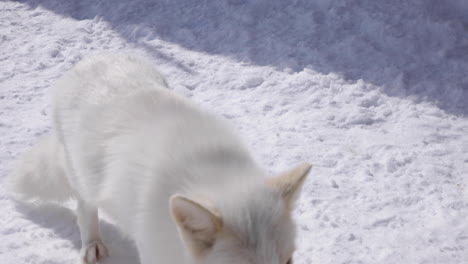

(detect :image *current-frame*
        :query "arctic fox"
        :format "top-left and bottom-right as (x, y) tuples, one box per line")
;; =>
(12, 54), (311, 264)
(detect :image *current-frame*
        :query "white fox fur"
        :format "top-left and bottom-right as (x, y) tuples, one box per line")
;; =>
(12, 54), (311, 264)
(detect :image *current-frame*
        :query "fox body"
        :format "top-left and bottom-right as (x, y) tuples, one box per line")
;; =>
(13, 54), (311, 264)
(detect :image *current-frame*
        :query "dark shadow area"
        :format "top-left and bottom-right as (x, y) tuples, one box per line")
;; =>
(17, 0), (468, 115)
(14, 201), (82, 249)
(14, 201), (140, 264)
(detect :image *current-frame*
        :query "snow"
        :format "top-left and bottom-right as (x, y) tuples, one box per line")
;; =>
(1, 0), (468, 263)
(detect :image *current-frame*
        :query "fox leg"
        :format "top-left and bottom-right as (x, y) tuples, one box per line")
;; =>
(77, 198), (109, 264)
(60, 144), (109, 264)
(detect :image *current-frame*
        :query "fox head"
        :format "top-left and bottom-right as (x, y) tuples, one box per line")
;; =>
(170, 163), (312, 264)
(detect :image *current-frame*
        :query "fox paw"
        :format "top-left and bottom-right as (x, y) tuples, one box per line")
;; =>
(80, 240), (109, 264)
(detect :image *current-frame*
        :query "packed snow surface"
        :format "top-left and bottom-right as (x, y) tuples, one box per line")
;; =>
(1, 0), (468, 263)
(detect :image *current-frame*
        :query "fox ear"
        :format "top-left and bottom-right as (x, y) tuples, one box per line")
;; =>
(170, 195), (223, 255)
(269, 163), (312, 210)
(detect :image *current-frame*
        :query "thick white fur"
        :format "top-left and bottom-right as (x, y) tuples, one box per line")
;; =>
(12, 54), (310, 264)
(12, 131), (73, 202)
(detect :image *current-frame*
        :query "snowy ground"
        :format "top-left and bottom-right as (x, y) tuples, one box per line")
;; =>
(1, 1), (468, 263)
